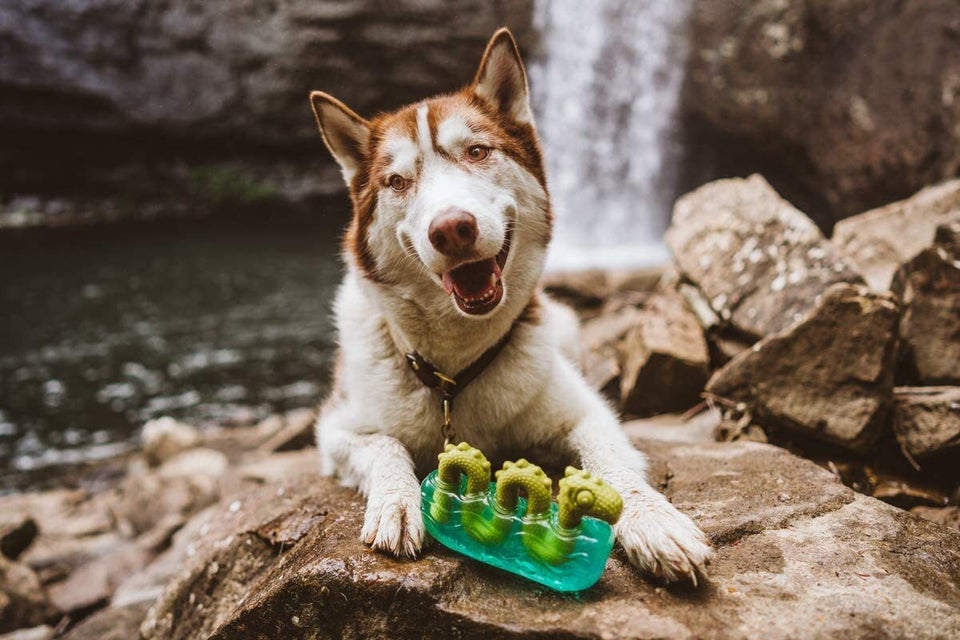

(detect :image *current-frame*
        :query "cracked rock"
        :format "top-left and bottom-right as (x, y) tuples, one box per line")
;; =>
(138, 437), (960, 639)
(706, 283), (900, 453)
(833, 180), (960, 291)
(666, 175), (862, 340)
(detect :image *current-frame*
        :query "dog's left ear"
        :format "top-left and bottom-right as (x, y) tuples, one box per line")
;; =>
(473, 28), (533, 124)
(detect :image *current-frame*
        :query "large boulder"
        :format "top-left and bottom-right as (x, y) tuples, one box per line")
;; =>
(832, 180), (960, 291)
(685, 0), (960, 220)
(0, 1), (533, 145)
(890, 224), (960, 385)
(138, 439), (960, 639)
(706, 283), (900, 453)
(666, 175), (862, 340)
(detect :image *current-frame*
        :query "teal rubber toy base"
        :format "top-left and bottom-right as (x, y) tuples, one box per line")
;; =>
(421, 470), (615, 592)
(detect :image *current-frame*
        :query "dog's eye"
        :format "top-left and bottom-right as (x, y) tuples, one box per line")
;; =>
(389, 175), (409, 192)
(466, 145), (491, 162)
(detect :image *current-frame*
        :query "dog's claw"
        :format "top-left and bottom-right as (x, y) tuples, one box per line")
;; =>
(615, 491), (713, 585)
(361, 488), (425, 558)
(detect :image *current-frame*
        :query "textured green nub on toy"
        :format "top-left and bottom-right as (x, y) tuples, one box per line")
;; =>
(437, 442), (491, 494)
(557, 466), (623, 529)
(431, 442), (491, 524)
(493, 459), (553, 515)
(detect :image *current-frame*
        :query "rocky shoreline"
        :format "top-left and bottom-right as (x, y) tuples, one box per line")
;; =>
(2, 174), (960, 639)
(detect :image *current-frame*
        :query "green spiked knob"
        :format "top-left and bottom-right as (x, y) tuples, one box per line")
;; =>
(557, 467), (623, 530)
(431, 442), (491, 523)
(493, 459), (553, 516)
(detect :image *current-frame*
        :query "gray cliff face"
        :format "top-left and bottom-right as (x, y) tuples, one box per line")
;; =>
(0, 0), (533, 145)
(685, 0), (960, 222)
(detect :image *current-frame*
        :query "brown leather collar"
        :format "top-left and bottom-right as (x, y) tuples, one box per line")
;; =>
(403, 325), (515, 442)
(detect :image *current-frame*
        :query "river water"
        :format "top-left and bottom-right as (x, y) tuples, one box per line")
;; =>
(0, 214), (342, 489)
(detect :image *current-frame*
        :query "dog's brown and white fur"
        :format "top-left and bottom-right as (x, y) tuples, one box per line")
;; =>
(310, 29), (711, 583)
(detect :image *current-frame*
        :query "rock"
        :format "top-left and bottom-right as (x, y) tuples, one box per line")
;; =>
(706, 283), (900, 453)
(618, 289), (710, 416)
(666, 175), (863, 340)
(0, 1), (534, 147)
(912, 506), (960, 532)
(21, 532), (125, 588)
(0, 490), (113, 541)
(47, 543), (151, 614)
(832, 180), (960, 291)
(892, 387), (960, 459)
(115, 461), (221, 537)
(157, 448), (229, 480)
(141, 417), (201, 467)
(890, 230), (960, 385)
(140, 436), (960, 639)
(0, 557), (57, 633)
(0, 515), (38, 561)
(0, 627), (55, 640)
(686, 1), (960, 220)
(257, 408), (318, 453)
(578, 305), (645, 400)
(61, 602), (153, 640)
(542, 268), (662, 317)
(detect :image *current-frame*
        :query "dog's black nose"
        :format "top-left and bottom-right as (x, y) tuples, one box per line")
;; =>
(429, 209), (478, 256)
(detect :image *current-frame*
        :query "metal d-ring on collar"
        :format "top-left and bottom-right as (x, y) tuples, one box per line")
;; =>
(404, 327), (515, 446)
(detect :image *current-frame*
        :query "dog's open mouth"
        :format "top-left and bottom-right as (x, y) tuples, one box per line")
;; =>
(440, 228), (512, 315)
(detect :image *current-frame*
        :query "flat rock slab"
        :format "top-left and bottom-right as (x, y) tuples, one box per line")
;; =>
(140, 440), (960, 640)
(706, 283), (900, 453)
(666, 175), (862, 339)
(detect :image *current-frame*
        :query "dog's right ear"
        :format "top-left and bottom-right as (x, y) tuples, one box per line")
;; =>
(309, 91), (371, 184)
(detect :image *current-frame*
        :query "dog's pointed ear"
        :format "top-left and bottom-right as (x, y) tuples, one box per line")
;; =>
(473, 28), (533, 124)
(309, 91), (371, 184)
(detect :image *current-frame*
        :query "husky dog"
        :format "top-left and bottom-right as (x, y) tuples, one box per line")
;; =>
(310, 29), (711, 583)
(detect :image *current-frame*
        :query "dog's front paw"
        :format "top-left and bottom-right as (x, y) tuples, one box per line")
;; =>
(361, 486), (425, 558)
(616, 489), (713, 584)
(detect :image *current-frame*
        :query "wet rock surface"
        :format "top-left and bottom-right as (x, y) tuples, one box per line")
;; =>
(686, 0), (960, 220)
(136, 437), (960, 640)
(706, 284), (900, 453)
(665, 175), (862, 340)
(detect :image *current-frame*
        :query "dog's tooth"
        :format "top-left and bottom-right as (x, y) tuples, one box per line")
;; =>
(490, 273), (497, 288)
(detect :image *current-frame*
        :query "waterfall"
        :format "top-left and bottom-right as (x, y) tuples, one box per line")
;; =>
(528, 0), (694, 272)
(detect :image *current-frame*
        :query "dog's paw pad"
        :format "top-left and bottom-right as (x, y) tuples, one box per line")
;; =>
(361, 490), (425, 558)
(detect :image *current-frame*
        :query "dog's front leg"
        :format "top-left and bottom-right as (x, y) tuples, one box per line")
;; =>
(317, 405), (425, 558)
(542, 361), (713, 584)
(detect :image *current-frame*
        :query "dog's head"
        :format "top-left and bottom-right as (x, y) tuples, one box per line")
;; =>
(310, 29), (551, 320)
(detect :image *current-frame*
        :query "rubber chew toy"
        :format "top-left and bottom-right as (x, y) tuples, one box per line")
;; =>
(421, 442), (623, 591)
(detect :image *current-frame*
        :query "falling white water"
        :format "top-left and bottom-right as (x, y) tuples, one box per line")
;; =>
(527, 0), (694, 272)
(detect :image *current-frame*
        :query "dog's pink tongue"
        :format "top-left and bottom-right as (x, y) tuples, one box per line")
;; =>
(442, 258), (500, 297)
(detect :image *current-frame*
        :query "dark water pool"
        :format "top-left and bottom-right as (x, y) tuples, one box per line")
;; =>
(0, 212), (345, 490)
